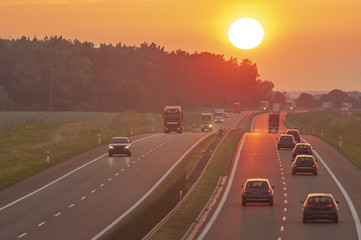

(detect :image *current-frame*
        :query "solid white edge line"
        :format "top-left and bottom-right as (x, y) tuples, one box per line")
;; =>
(0, 134), (162, 212)
(91, 134), (211, 240)
(197, 132), (248, 240)
(302, 137), (361, 240)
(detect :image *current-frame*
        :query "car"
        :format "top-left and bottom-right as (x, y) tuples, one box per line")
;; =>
(292, 143), (313, 159)
(215, 117), (224, 123)
(277, 134), (296, 149)
(241, 178), (275, 206)
(286, 129), (301, 142)
(108, 137), (132, 157)
(301, 193), (340, 223)
(292, 155), (318, 175)
(223, 112), (229, 118)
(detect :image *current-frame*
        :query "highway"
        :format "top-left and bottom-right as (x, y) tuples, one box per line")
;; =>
(0, 111), (245, 240)
(197, 113), (361, 240)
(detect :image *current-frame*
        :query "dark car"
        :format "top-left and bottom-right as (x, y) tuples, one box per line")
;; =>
(292, 155), (318, 175)
(277, 134), (296, 149)
(292, 143), (313, 159)
(286, 129), (301, 142)
(108, 137), (132, 157)
(301, 193), (340, 223)
(241, 178), (275, 206)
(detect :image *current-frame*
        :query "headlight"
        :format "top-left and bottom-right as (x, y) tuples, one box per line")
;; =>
(209, 124), (212, 127)
(109, 145), (114, 149)
(125, 145), (130, 149)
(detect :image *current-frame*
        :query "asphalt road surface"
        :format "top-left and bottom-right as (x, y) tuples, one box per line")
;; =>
(0, 111), (246, 240)
(198, 113), (361, 240)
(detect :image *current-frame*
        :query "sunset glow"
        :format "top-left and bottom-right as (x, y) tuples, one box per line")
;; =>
(228, 18), (264, 49)
(0, 0), (361, 91)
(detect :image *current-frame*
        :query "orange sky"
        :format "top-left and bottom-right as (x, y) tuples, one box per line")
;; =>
(1, 0), (361, 92)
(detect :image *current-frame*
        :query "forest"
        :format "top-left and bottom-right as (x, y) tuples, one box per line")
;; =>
(0, 36), (275, 112)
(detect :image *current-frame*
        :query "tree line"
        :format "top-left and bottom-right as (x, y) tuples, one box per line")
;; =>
(0, 36), (275, 112)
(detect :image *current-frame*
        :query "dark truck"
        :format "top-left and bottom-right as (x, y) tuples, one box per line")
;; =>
(268, 113), (280, 133)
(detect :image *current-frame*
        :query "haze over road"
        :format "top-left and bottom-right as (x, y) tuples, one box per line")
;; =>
(198, 113), (361, 240)
(0, 111), (246, 240)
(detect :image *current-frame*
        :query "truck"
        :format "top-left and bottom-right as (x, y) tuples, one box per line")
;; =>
(259, 101), (269, 111)
(214, 109), (224, 123)
(272, 103), (281, 112)
(233, 102), (241, 113)
(201, 113), (213, 132)
(341, 102), (352, 111)
(268, 113), (280, 133)
(163, 106), (183, 133)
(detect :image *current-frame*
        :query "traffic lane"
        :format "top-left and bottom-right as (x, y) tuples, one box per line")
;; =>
(0, 133), (207, 240)
(203, 132), (285, 240)
(0, 132), (159, 207)
(276, 135), (358, 240)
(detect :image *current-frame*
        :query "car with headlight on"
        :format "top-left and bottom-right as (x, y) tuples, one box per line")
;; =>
(241, 178), (275, 206)
(277, 134), (296, 149)
(292, 143), (313, 159)
(108, 137), (131, 157)
(292, 155), (318, 175)
(301, 193), (340, 223)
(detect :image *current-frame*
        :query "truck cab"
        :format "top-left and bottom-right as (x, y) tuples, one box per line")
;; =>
(163, 106), (183, 133)
(201, 113), (213, 131)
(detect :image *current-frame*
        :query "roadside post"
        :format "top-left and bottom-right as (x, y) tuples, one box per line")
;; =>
(98, 134), (101, 144)
(339, 137), (342, 147)
(321, 130), (324, 138)
(179, 190), (183, 200)
(131, 128), (133, 136)
(46, 150), (50, 163)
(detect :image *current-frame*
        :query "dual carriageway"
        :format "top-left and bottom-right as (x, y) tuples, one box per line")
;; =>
(1, 112), (361, 240)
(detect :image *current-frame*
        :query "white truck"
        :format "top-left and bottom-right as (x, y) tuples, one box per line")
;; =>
(341, 102), (352, 111)
(272, 103), (281, 113)
(214, 109), (224, 123)
(322, 102), (332, 110)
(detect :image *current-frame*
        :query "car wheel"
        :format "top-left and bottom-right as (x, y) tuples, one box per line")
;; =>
(303, 215), (307, 224)
(242, 199), (246, 206)
(269, 199), (273, 206)
(334, 216), (338, 224)
(109, 153), (113, 157)
(277, 146), (280, 150)
(128, 152), (132, 156)
(292, 170), (295, 175)
(314, 171), (317, 176)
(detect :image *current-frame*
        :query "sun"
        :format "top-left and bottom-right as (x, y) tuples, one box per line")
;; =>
(228, 18), (264, 50)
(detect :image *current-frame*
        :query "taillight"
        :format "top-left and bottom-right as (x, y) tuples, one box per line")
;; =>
(294, 164), (298, 167)
(307, 149), (311, 152)
(278, 140), (280, 143)
(328, 204), (333, 207)
(267, 188), (272, 193)
(243, 189), (247, 193)
(306, 204), (310, 207)
(292, 140), (295, 143)
(313, 165), (316, 168)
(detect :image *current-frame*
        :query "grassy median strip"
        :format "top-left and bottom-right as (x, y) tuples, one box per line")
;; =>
(150, 114), (255, 240)
(284, 111), (361, 169)
(104, 133), (217, 240)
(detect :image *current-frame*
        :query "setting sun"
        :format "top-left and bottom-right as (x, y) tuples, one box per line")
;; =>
(228, 17), (264, 49)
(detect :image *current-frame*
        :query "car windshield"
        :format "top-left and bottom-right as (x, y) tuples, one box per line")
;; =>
(112, 138), (128, 144)
(246, 181), (269, 189)
(287, 131), (299, 136)
(297, 145), (311, 150)
(281, 136), (293, 141)
(296, 157), (314, 164)
(307, 196), (332, 205)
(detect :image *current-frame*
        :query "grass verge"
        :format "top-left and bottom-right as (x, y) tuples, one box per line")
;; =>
(284, 111), (361, 169)
(149, 113), (256, 240)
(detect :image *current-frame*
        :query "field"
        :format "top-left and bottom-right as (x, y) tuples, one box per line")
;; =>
(284, 110), (361, 169)
(0, 109), (222, 190)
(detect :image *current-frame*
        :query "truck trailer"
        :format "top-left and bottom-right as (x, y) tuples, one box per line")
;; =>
(163, 106), (183, 133)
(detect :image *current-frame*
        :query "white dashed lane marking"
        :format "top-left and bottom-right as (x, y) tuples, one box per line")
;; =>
(68, 204), (75, 208)
(37, 222), (45, 227)
(54, 212), (61, 217)
(18, 233), (27, 238)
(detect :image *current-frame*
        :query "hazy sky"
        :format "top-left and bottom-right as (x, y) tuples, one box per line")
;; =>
(1, 0), (361, 92)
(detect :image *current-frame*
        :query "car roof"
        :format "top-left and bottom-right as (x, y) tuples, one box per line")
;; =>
(245, 178), (269, 182)
(280, 134), (294, 137)
(307, 193), (334, 198)
(295, 155), (315, 159)
(287, 129), (299, 132)
(295, 143), (311, 146)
